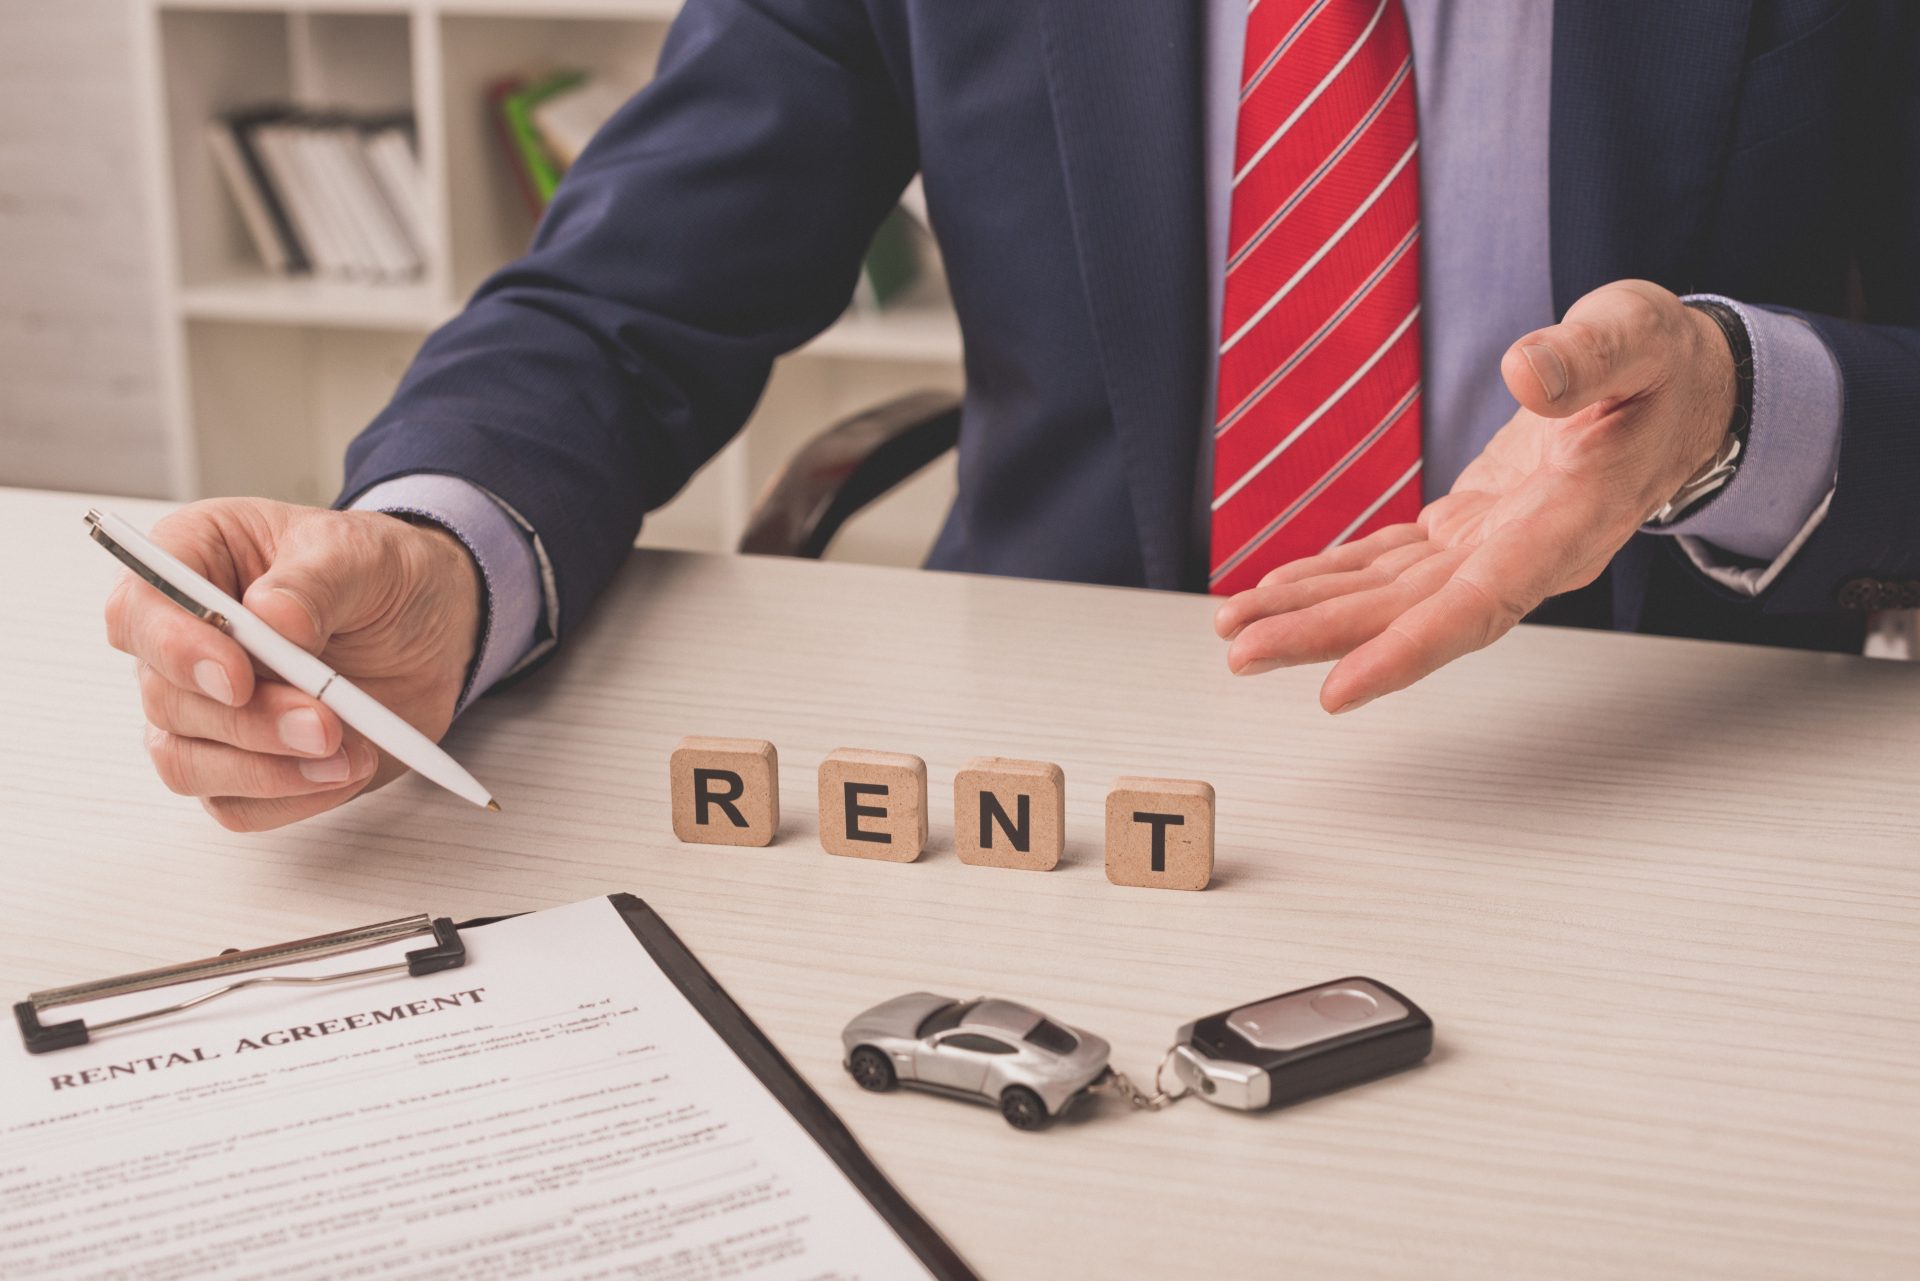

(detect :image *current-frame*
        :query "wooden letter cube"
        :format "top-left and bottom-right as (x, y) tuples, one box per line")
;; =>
(670, 737), (779, 847)
(818, 749), (928, 862)
(953, 757), (1065, 871)
(1104, 777), (1215, 891)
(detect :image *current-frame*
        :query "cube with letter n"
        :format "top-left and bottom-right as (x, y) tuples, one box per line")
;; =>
(954, 757), (1065, 871)
(1104, 777), (1215, 890)
(818, 749), (928, 862)
(670, 737), (779, 847)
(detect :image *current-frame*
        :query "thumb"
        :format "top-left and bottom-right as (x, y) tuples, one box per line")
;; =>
(1500, 279), (1678, 419)
(241, 527), (381, 656)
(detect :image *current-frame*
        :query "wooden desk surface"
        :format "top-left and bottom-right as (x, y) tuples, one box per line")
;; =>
(2, 486), (1917, 1279)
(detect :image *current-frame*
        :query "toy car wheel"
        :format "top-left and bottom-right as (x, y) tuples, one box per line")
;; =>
(999, 1086), (1050, 1131)
(848, 1046), (896, 1092)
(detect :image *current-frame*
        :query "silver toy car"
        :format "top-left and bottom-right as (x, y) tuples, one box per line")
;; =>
(841, 993), (1112, 1130)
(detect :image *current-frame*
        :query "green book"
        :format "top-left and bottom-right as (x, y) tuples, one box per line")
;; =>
(860, 206), (923, 309)
(501, 70), (585, 209)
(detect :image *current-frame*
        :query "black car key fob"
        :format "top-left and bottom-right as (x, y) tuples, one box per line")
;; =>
(1168, 977), (1433, 1111)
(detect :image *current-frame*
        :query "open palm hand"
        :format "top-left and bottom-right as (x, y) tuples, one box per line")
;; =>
(1214, 280), (1735, 713)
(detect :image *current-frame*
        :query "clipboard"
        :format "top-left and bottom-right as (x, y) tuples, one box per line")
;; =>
(11, 894), (979, 1281)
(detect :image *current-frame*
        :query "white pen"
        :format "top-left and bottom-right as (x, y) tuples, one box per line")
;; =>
(86, 508), (500, 812)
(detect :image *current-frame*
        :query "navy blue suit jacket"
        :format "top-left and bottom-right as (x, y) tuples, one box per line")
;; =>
(343, 0), (1920, 653)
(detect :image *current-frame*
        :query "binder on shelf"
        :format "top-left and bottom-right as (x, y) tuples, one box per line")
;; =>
(207, 107), (427, 283)
(208, 112), (310, 275)
(363, 118), (430, 265)
(207, 122), (292, 274)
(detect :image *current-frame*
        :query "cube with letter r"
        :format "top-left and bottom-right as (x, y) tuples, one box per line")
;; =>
(817, 748), (928, 862)
(670, 737), (779, 847)
(1104, 777), (1215, 891)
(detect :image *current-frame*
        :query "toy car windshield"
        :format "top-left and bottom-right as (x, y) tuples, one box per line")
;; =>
(916, 999), (978, 1038)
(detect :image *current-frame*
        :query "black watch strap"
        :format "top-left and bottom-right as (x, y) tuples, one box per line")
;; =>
(1683, 297), (1754, 455)
(1647, 298), (1754, 526)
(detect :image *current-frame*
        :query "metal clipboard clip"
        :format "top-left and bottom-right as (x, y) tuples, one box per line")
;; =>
(13, 914), (465, 1055)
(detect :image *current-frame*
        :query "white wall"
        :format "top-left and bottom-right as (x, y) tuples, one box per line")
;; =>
(0, 2), (169, 497)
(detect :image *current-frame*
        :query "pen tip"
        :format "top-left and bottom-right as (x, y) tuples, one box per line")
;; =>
(486, 799), (502, 813)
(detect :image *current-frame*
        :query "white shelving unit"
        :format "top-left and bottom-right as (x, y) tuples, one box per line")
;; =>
(133, 0), (964, 563)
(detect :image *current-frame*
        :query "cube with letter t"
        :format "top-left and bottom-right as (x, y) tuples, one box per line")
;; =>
(1104, 777), (1215, 890)
(670, 737), (780, 847)
(954, 757), (1065, 871)
(818, 748), (929, 862)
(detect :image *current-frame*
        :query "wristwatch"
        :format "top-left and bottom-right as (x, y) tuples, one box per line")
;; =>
(1646, 298), (1754, 526)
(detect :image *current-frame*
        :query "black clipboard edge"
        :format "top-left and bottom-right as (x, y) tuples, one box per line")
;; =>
(583, 894), (982, 1281)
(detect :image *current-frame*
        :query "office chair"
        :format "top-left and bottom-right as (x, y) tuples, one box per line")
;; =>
(737, 390), (962, 559)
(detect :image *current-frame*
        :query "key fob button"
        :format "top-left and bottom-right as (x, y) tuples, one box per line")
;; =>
(1310, 987), (1378, 1022)
(1226, 980), (1409, 1050)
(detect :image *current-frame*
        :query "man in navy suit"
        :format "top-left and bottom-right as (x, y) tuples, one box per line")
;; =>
(109, 1), (1920, 829)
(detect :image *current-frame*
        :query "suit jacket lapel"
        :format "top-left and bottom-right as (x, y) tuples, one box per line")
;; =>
(1549, 0), (1755, 314)
(1040, 0), (1209, 590)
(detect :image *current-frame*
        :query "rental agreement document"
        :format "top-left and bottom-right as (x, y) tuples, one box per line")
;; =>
(0, 897), (942, 1280)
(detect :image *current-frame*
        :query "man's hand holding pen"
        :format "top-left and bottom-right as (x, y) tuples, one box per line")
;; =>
(103, 500), (483, 832)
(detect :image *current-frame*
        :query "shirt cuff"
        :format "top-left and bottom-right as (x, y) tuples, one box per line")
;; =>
(350, 475), (553, 712)
(1648, 297), (1843, 595)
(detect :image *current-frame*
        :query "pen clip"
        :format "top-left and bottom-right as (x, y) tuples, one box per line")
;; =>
(85, 510), (227, 629)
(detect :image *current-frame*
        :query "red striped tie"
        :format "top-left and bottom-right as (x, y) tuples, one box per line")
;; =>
(1208, 0), (1424, 596)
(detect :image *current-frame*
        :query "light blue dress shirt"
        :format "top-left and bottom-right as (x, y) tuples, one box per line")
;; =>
(363, 0), (1847, 707)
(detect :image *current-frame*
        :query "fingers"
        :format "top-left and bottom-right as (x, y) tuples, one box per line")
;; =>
(201, 793), (351, 834)
(1214, 537), (1435, 640)
(146, 725), (378, 800)
(101, 500), (447, 832)
(137, 662), (344, 758)
(103, 502), (268, 708)
(1501, 279), (1681, 419)
(200, 756), (405, 833)
(1212, 523), (1426, 638)
(1318, 503), (1610, 712)
(1227, 544), (1470, 675)
(105, 573), (257, 709)
(239, 516), (394, 655)
(1260, 520), (1426, 587)
(1318, 573), (1526, 713)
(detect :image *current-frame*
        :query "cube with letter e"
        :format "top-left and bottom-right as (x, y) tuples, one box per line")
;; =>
(818, 748), (928, 862)
(670, 737), (779, 847)
(954, 757), (1065, 871)
(1104, 777), (1215, 891)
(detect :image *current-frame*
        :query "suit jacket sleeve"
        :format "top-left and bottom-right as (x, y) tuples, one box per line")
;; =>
(338, 0), (916, 640)
(1758, 312), (1920, 613)
(1742, 10), (1920, 616)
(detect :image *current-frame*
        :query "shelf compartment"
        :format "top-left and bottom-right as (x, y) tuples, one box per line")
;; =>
(439, 12), (672, 296)
(160, 6), (421, 290)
